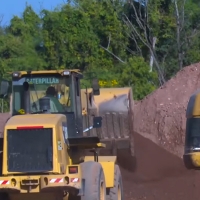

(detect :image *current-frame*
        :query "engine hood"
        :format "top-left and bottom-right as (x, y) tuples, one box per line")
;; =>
(5, 114), (67, 129)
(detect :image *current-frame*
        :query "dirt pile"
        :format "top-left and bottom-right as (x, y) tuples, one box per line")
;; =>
(133, 62), (200, 158)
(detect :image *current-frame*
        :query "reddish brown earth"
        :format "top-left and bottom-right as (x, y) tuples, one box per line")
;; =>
(121, 132), (200, 200)
(134, 62), (200, 158)
(122, 62), (200, 199)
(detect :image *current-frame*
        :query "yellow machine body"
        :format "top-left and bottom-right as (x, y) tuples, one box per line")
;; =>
(0, 69), (134, 200)
(184, 89), (200, 169)
(81, 87), (135, 157)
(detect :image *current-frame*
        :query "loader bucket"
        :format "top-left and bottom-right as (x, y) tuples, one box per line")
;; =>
(81, 87), (136, 171)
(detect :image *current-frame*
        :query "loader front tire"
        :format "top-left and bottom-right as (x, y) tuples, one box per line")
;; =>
(106, 165), (124, 200)
(80, 161), (106, 200)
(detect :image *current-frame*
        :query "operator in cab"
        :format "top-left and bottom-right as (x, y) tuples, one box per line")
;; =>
(45, 86), (65, 112)
(32, 86), (65, 113)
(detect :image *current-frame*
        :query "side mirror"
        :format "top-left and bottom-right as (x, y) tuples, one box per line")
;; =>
(93, 116), (102, 128)
(92, 78), (100, 96)
(0, 79), (9, 98)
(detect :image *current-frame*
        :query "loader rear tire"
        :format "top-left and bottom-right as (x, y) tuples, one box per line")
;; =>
(81, 161), (106, 200)
(106, 164), (124, 200)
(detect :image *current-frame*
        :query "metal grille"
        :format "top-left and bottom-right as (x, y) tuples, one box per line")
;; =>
(7, 128), (53, 172)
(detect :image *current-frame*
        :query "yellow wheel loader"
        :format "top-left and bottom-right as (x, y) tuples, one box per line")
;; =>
(0, 69), (135, 200)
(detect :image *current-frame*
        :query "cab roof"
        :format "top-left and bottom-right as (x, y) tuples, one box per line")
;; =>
(9, 69), (82, 77)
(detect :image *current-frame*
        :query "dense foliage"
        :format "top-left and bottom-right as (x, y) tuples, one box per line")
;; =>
(0, 0), (200, 101)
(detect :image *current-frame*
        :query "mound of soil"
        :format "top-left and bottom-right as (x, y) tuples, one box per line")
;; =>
(133, 62), (200, 158)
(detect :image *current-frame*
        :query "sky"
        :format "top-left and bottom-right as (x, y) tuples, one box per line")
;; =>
(0, 0), (66, 26)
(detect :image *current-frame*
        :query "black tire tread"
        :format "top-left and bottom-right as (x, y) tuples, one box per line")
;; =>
(80, 161), (106, 200)
(107, 164), (124, 200)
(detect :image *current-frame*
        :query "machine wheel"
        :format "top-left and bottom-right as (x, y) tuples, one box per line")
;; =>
(81, 161), (106, 200)
(106, 164), (124, 200)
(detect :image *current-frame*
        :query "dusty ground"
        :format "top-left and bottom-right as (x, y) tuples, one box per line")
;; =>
(122, 132), (200, 200)
(134, 62), (200, 158)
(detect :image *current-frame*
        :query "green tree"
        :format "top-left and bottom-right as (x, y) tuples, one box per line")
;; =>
(119, 57), (158, 100)
(41, 5), (99, 70)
